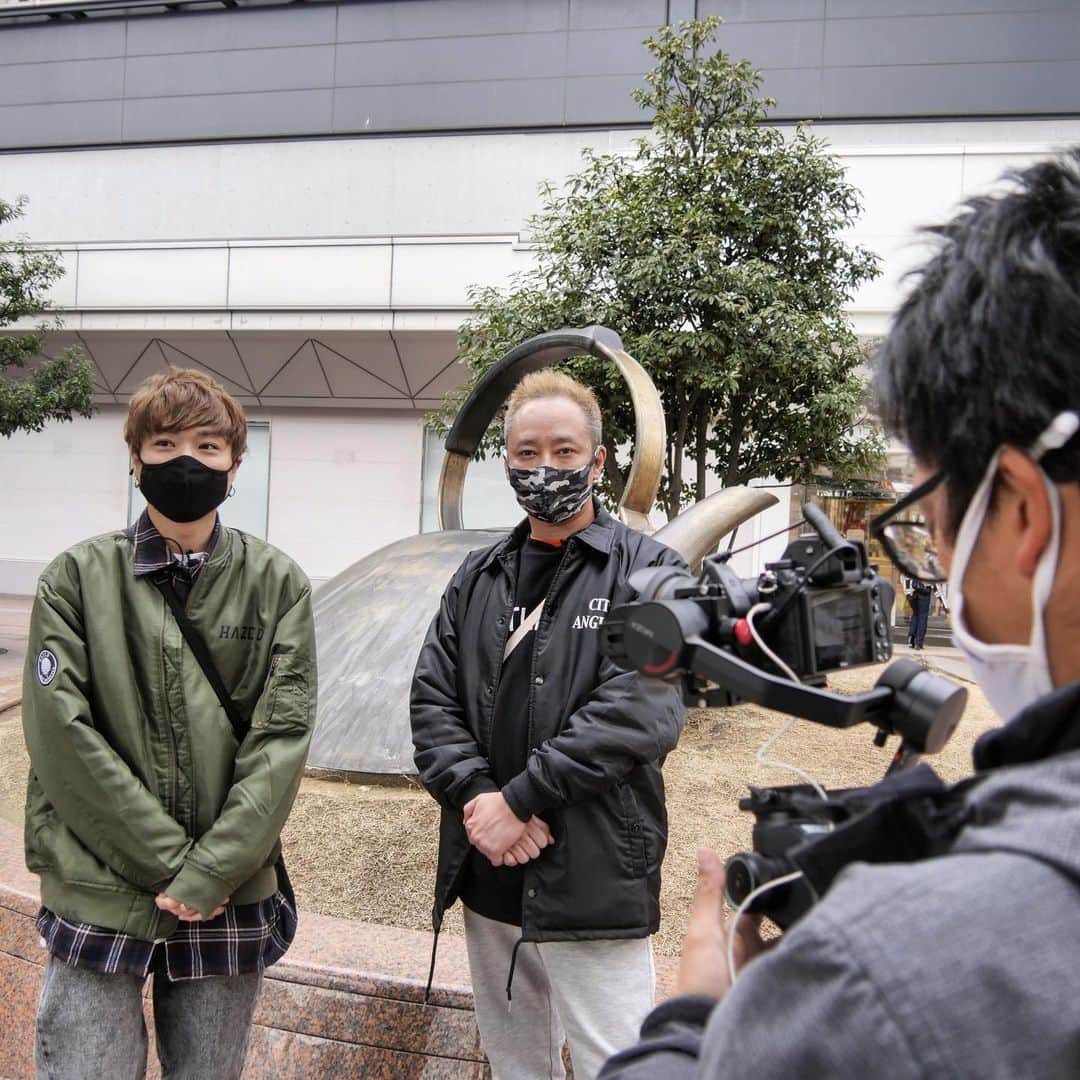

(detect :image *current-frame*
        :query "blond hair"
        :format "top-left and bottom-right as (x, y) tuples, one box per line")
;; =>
(124, 368), (248, 460)
(503, 370), (602, 448)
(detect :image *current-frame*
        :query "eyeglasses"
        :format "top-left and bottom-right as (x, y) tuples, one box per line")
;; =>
(869, 471), (947, 583)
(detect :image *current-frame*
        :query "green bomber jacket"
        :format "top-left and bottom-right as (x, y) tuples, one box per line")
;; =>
(22, 524), (316, 941)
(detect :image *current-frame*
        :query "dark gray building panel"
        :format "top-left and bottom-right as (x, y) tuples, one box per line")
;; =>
(335, 30), (567, 86)
(825, 10), (1080, 68)
(332, 77), (566, 132)
(566, 27), (655, 77)
(824, 60), (1080, 118)
(125, 45), (335, 99)
(0, 0), (1077, 150)
(565, 73), (647, 125)
(715, 18), (824, 69)
(124, 4), (337, 55)
(754, 66), (823, 118)
(827, 0), (1066, 17)
(0, 99), (123, 147)
(0, 18), (125, 65)
(0, 56), (124, 107)
(335, 0), (566, 42)
(121, 87), (335, 141)
(569, 0), (668, 31)
(700, 0), (825, 22)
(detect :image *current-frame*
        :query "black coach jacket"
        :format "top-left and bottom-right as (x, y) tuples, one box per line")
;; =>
(410, 502), (687, 945)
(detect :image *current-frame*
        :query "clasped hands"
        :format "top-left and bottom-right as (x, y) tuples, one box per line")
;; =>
(463, 791), (552, 867)
(155, 893), (229, 922)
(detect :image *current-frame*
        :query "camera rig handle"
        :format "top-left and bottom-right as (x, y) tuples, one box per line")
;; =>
(686, 640), (965, 754)
(801, 503), (854, 556)
(601, 597), (966, 755)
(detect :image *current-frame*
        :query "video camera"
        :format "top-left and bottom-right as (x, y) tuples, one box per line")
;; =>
(600, 503), (968, 929)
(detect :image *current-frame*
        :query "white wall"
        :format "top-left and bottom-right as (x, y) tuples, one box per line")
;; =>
(0, 406), (426, 593)
(259, 407), (425, 585)
(0, 407), (130, 592)
(0, 129), (639, 245)
(4, 119), (1079, 330)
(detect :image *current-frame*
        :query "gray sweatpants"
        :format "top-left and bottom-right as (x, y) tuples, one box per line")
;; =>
(34, 955), (262, 1080)
(463, 906), (655, 1080)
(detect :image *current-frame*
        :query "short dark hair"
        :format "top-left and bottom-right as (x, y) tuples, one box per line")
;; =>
(874, 148), (1080, 538)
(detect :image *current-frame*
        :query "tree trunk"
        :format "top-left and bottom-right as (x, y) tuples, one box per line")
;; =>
(723, 397), (747, 489)
(602, 439), (626, 504)
(667, 377), (693, 519)
(695, 405), (710, 502)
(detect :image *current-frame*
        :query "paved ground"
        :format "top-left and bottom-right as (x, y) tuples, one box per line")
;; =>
(897, 642), (972, 684)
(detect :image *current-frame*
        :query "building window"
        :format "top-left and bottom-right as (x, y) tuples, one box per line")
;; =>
(419, 427), (521, 533)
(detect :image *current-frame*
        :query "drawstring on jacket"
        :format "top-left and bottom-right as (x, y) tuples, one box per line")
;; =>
(424, 925), (441, 1004)
(505, 936), (524, 1011)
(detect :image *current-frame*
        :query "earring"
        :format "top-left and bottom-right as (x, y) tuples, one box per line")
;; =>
(227, 486), (236, 498)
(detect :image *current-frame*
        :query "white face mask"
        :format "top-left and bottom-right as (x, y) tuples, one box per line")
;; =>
(949, 412), (1080, 722)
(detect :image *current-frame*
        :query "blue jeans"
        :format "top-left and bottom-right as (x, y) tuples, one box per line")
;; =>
(910, 594), (931, 647)
(35, 955), (262, 1079)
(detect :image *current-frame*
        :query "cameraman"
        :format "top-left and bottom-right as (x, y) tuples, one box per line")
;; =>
(602, 150), (1080, 1078)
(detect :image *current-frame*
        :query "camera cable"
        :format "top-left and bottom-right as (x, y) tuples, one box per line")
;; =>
(745, 603), (828, 801)
(726, 869), (807, 987)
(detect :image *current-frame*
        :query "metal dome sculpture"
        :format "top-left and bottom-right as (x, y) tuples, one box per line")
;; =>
(308, 326), (776, 775)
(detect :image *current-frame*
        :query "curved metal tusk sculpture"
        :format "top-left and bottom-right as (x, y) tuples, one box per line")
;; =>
(437, 325), (665, 534)
(308, 327), (777, 776)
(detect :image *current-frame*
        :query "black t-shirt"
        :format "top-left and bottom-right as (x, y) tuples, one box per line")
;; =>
(458, 537), (564, 925)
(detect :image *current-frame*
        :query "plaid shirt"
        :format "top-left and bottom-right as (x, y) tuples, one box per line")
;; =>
(129, 507), (221, 603)
(37, 510), (297, 980)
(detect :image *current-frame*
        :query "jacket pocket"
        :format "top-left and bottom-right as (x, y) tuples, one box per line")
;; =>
(617, 781), (648, 878)
(24, 774), (54, 872)
(28, 809), (135, 890)
(254, 651), (311, 735)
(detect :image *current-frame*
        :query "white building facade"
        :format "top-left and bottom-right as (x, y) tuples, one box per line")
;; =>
(1, 0), (1079, 592)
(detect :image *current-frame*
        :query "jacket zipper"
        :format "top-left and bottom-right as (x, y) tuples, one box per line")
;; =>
(483, 554), (517, 749)
(523, 540), (575, 753)
(159, 588), (180, 821)
(167, 538), (230, 832)
(517, 540), (575, 943)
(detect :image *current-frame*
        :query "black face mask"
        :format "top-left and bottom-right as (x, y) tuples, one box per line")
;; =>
(138, 455), (231, 524)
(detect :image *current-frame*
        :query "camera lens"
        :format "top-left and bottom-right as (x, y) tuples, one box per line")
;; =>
(724, 853), (761, 906)
(724, 851), (799, 913)
(627, 565), (692, 602)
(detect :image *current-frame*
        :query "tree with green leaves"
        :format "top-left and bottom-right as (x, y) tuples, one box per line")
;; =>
(0, 197), (94, 438)
(434, 17), (882, 518)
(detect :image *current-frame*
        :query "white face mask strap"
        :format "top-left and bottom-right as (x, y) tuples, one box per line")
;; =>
(1028, 411), (1080, 462)
(952, 410), (1075, 652)
(1020, 411), (1076, 654)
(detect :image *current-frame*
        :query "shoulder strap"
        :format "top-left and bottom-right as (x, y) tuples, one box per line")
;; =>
(152, 575), (248, 742)
(503, 600), (544, 661)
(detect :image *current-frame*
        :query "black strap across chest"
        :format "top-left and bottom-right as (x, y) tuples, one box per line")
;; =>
(151, 574), (248, 741)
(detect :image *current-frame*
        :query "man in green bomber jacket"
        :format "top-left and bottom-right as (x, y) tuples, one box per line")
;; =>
(22, 368), (316, 1079)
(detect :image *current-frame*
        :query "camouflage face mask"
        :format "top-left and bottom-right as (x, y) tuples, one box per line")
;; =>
(506, 454), (597, 524)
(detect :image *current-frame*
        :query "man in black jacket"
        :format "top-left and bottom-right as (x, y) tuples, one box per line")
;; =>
(411, 370), (686, 1080)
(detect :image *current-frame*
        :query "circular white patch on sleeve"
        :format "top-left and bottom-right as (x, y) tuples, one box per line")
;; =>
(36, 649), (58, 686)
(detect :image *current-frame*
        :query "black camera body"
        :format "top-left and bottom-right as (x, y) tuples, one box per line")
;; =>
(723, 785), (839, 930)
(600, 502), (967, 931)
(731, 521), (894, 685)
(603, 504), (895, 702)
